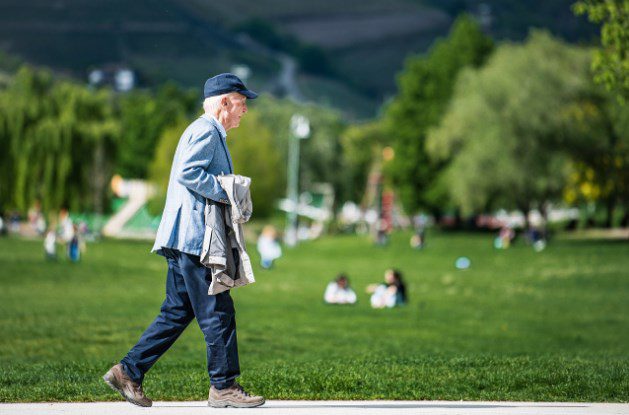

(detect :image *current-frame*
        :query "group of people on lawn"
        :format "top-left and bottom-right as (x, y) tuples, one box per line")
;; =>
(324, 268), (407, 308)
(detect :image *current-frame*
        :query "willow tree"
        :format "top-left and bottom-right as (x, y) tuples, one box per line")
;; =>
(0, 66), (119, 216)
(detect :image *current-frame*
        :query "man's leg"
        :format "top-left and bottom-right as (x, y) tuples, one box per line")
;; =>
(177, 251), (240, 390)
(120, 249), (195, 384)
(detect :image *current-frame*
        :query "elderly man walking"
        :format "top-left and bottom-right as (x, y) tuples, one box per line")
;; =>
(103, 74), (264, 408)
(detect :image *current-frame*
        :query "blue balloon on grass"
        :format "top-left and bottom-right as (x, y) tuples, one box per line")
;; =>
(455, 256), (471, 270)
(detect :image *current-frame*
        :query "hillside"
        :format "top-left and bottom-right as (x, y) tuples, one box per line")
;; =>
(0, 0), (596, 118)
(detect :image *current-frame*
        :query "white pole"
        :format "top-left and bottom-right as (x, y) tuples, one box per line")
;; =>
(285, 115), (310, 247)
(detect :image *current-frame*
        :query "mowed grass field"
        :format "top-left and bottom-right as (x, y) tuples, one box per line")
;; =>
(0, 231), (627, 402)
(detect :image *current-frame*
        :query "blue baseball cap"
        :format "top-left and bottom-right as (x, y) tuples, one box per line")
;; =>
(203, 73), (258, 99)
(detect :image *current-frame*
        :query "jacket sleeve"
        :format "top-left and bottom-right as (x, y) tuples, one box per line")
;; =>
(176, 128), (229, 203)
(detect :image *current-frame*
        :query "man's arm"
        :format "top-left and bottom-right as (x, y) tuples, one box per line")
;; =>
(176, 129), (229, 203)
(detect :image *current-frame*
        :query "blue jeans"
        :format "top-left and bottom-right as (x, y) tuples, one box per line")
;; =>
(120, 248), (239, 389)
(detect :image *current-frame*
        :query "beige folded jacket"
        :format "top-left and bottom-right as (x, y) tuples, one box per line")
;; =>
(200, 174), (255, 295)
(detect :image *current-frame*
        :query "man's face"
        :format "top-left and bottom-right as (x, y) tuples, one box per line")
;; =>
(222, 93), (248, 131)
(384, 270), (395, 284)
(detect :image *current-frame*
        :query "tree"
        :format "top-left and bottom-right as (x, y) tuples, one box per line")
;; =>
(573, 0), (629, 103)
(228, 110), (284, 218)
(115, 83), (197, 179)
(340, 122), (387, 204)
(147, 118), (190, 216)
(0, 66), (119, 216)
(561, 88), (629, 226)
(426, 32), (594, 224)
(383, 15), (493, 215)
(254, 96), (348, 204)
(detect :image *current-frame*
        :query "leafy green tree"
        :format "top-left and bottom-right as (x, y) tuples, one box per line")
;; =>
(146, 118), (190, 216)
(340, 122), (387, 203)
(426, 32), (594, 223)
(0, 66), (119, 216)
(228, 110), (283, 218)
(383, 15), (493, 215)
(254, 96), (348, 203)
(573, 0), (629, 103)
(115, 82), (197, 179)
(561, 88), (629, 226)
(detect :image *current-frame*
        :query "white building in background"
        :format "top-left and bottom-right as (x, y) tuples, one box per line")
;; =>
(115, 69), (135, 92)
(231, 64), (251, 83)
(88, 64), (136, 92)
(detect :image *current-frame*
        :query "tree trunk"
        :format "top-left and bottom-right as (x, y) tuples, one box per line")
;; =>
(92, 140), (106, 215)
(604, 197), (616, 228)
(518, 201), (531, 230)
(431, 207), (443, 227)
(454, 207), (463, 229)
(620, 208), (629, 228)
(538, 201), (549, 238)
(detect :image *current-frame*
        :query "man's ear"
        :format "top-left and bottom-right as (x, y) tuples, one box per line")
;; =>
(222, 96), (229, 107)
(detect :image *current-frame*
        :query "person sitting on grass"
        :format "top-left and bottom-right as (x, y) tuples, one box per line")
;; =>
(367, 268), (407, 309)
(324, 273), (357, 305)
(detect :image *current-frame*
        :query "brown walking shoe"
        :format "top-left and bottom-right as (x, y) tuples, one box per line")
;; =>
(208, 383), (265, 408)
(103, 364), (152, 407)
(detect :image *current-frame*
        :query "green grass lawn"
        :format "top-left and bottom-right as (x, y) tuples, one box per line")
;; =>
(0, 231), (627, 402)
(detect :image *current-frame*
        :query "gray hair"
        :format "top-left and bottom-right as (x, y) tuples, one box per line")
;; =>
(203, 94), (227, 113)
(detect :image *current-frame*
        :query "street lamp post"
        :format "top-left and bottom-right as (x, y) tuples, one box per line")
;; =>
(285, 114), (310, 247)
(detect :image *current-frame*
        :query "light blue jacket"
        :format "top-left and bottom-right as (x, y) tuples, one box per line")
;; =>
(152, 115), (233, 257)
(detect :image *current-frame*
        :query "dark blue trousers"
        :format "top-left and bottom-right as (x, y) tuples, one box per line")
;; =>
(120, 248), (239, 389)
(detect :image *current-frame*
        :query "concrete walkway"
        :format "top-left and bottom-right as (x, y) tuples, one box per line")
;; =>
(1, 401), (627, 415)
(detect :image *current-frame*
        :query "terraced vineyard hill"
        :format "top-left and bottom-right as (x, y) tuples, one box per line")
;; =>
(0, 0), (596, 118)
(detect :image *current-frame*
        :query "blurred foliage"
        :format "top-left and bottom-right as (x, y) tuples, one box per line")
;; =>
(0, 65), (200, 217)
(5, 8), (625, 226)
(340, 122), (388, 204)
(146, 118), (191, 217)
(0, 66), (118, 216)
(0, 50), (22, 75)
(573, 0), (629, 104)
(427, 31), (628, 224)
(254, 96), (348, 205)
(228, 110), (284, 218)
(116, 84), (198, 179)
(561, 86), (629, 225)
(383, 15), (493, 215)
(0, 59), (351, 220)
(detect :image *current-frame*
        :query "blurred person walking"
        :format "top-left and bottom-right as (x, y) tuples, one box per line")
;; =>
(68, 224), (81, 262)
(58, 209), (74, 259)
(44, 227), (57, 261)
(103, 74), (264, 408)
(256, 225), (282, 269)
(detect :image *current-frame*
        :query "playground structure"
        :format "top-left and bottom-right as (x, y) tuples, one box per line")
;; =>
(278, 183), (335, 241)
(102, 175), (157, 239)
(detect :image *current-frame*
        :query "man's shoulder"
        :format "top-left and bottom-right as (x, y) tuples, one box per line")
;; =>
(185, 117), (221, 142)
(188, 116), (214, 132)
